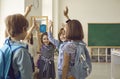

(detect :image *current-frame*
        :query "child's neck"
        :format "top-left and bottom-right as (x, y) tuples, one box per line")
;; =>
(11, 33), (25, 41)
(11, 37), (21, 41)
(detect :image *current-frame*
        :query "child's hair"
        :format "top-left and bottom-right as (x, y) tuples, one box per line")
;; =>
(5, 14), (29, 37)
(66, 19), (84, 40)
(41, 32), (54, 46)
(58, 28), (64, 42)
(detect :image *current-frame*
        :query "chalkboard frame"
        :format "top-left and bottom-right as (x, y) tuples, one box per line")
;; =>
(88, 23), (120, 47)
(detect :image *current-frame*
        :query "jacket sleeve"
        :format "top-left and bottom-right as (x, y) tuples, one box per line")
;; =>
(12, 48), (33, 79)
(48, 32), (60, 48)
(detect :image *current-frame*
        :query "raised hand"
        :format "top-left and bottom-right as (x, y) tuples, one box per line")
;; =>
(64, 6), (68, 17)
(64, 6), (70, 20)
(26, 4), (32, 13)
(48, 20), (53, 32)
(24, 4), (33, 17)
(24, 17), (38, 40)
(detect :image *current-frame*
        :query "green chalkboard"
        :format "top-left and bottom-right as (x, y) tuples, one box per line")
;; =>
(88, 23), (120, 46)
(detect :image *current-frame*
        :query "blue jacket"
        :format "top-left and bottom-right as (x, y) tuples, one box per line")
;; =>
(48, 32), (67, 71)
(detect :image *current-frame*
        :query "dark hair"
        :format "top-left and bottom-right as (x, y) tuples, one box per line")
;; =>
(65, 19), (84, 40)
(5, 14), (28, 37)
(58, 28), (65, 42)
(41, 32), (54, 46)
(66, 19), (71, 23)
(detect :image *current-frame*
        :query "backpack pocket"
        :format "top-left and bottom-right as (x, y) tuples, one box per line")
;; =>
(70, 54), (90, 79)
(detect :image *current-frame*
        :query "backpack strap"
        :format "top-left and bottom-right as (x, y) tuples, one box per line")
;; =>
(2, 38), (28, 79)
(75, 43), (85, 63)
(8, 46), (27, 79)
(77, 42), (92, 75)
(0, 49), (5, 79)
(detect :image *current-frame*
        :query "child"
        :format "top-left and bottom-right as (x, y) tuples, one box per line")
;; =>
(3, 14), (33, 79)
(48, 21), (67, 79)
(62, 20), (92, 79)
(47, 6), (71, 79)
(37, 32), (56, 79)
(5, 4), (33, 38)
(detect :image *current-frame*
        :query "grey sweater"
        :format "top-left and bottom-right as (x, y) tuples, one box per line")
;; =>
(7, 38), (33, 79)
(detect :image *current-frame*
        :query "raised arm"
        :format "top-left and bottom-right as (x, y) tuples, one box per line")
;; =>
(35, 25), (41, 53)
(64, 6), (71, 23)
(24, 4), (32, 18)
(24, 18), (37, 40)
(48, 20), (59, 48)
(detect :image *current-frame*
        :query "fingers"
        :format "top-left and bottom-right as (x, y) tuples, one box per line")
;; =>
(26, 4), (33, 12)
(32, 18), (39, 30)
(65, 6), (68, 13)
(48, 20), (53, 32)
(27, 4), (33, 9)
(29, 4), (33, 8)
(64, 6), (68, 16)
(48, 20), (53, 27)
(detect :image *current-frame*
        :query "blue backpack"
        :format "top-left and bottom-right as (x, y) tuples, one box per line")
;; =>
(70, 42), (92, 79)
(0, 38), (34, 79)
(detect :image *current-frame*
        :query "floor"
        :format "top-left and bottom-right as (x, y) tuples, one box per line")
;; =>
(54, 55), (111, 79)
(87, 63), (111, 79)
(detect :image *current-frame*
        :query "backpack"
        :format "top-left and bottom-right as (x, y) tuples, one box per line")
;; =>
(70, 42), (92, 79)
(0, 38), (34, 79)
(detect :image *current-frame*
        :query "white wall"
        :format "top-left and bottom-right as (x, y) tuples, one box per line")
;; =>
(52, 0), (60, 39)
(56, 0), (120, 44)
(0, 1), (1, 21)
(1, 0), (120, 46)
(1, 0), (24, 20)
(0, 0), (1, 25)
(0, 0), (24, 47)
(42, 0), (52, 20)
(0, 1), (2, 47)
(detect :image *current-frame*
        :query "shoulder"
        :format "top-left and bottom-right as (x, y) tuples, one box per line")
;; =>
(12, 47), (31, 66)
(63, 41), (77, 54)
(13, 47), (28, 57)
(64, 41), (76, 49)
(11, 42), (29, 59)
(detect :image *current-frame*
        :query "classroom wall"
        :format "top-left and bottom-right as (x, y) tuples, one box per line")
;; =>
(57, 0), (120, 44)
(0, 1), (1, 47)
(0, 1), (1, 25)
(0, 1), (1, 21)
(24, 0), (53, 28)
(0, 0), (24, 47)
(24, 0), (42, 24)
(52, 0), (59, 39)
(42, 0), (53, 20)
(1, 0), (120, 47)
